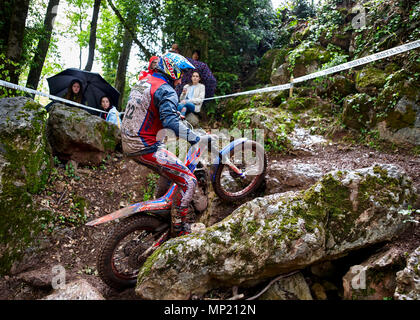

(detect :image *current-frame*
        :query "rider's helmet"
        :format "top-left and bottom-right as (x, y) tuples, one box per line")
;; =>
(156, 52), (195, 81)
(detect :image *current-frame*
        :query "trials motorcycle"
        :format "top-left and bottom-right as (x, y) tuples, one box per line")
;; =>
(86, 122), (267, 290)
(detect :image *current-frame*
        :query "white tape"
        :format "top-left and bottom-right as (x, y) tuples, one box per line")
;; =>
(0, 79), (108, 114)
(203, 39), (420, 101)
(1, 40), (419, 107)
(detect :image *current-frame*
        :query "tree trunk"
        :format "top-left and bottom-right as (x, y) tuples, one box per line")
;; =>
(84, 0), (101, 71)
(106, 0), (152, 58)
(26, 0), (60, 91)
(114, 27), (132, 108)
(1, 0), (30, 87)
(0, 1), (13, 51)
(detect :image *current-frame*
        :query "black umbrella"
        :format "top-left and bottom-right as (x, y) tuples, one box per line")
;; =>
(47, 68), (120, 116)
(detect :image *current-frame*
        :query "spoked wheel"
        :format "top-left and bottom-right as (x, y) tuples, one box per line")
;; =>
(97, 215), (168, 290)
(213, 140), (267, 202)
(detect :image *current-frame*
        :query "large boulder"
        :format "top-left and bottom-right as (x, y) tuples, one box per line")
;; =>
(47, 104), (121, 165)
(0, 97), (52, 274)
(326, 75), (355, 100)
(289, 45), (332, 78)
(135, 164), (416, 299)
(394, 246), (420, 300)
(271, 63), (291, 85)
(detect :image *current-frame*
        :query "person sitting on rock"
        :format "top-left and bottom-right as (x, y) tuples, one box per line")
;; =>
(175, 48), (217, 102)
(177, 71), (205, 116)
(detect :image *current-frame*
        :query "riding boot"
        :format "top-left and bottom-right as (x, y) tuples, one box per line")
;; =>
(171, 205), (191, 238)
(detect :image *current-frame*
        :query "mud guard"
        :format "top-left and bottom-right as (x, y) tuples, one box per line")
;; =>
(85, 184), (176, 226)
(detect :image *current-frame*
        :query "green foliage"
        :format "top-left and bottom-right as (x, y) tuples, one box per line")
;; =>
(54, 193), (89, 226)
(64, 0), (93, 68)
(213, 72), (239, 96)
(0, 53), (26, 97)
(162, 0), (275, 78)
(320, 45), (348, 70)
(141, 173), (160, 201)
(64, 161), (80, 180)
(96, 3), (123, 84)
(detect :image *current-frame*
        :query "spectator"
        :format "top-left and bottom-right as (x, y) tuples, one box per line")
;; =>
(191, 49), (200, 61)
(45, 78), (85, 112)
(64, 79), (84, 105)
(139, 56), (158, 80)
(100, 96), (120, 128)
(177, 71), (205, 116)
(175, 49), (217, 101)
(170, 43), (180, 53)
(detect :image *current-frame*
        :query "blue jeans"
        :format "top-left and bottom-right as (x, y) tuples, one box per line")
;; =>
(177, 102), (195, 116)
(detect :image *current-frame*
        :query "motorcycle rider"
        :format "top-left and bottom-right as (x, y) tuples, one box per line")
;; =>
(121, 52), (209, 237)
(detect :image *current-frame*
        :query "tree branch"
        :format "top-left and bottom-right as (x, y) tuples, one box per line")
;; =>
(106, 0), (153, 58)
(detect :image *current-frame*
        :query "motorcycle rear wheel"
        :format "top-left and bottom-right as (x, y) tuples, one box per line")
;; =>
(213, 140), (267, 202)
(97, 215), (167, 290)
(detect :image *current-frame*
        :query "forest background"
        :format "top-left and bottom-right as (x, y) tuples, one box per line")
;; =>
(0, 0), (320, 110)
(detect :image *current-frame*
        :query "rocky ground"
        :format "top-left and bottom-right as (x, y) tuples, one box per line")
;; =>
(0, 136), (419, 300)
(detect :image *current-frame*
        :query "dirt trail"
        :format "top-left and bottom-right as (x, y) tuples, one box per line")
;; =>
(0, 140), (418, 300)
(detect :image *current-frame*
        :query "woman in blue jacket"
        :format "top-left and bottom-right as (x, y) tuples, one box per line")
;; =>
(100, 96), (120, 128)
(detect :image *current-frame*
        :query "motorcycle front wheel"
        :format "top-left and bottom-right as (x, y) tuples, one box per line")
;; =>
(212, 140), (267, 202)
(97, 215), (168, 290)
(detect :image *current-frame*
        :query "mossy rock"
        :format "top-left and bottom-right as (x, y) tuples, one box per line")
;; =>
(283, 96), (316, 112)
(0, 97), (53, 274)
(375, 76), (420, 130)
(232, 107), (296, 153)
(342, 93), (376, 130)
(355, 67), (389, 95)
(385, 98), (418, 130)
(223, 90), (289, 124)
(256, 48), (289, 84)
(47, 104), (121, 165)
(290, 45), (332, 78)
(291, 25), (311, 44)
(135, 164), (415, 299)
(327, 75), (355, 99)
(283, 96), (333, 117)
(271, 63), (291, 85)
(223, 95), (253, 123)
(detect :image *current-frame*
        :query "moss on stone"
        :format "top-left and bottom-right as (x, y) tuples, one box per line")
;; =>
(386, 105), (417, 129)
(356, 67), (388, 90)
(256, 48), (289, 84)
(0, 98), (53, 274)
(342, 93), (376, 130)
